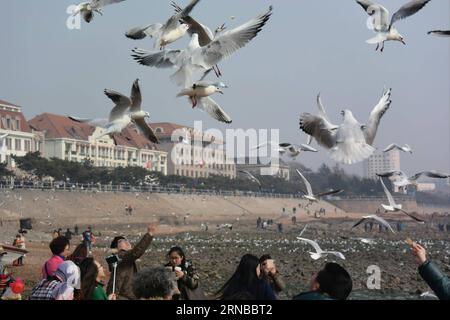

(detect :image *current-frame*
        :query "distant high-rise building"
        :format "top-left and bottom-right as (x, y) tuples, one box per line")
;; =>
(363, 150), (401, 180)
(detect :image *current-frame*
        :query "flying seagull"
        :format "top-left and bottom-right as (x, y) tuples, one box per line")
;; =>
(71, 0), (126, 23)
(171, 1), (227, 77)
(296, 169), (343, 203)
(379, 177), (425, 223)
(278, 143), (318, 159)
(356, 0), (431, 51)
(383, 143), (412, 154)
(352, 215), (396, 234)
(297, 237), (346, 260)
(377, 170), (450, 188)
(176, 82), (232, 124)
(125, 0), (202, 50)
(300, 88), (392, 164)
(70, 80), (159, 143)
(427, 30), (450, 37)
(131, 6), (273, 88)
(239, 170), (262, 189)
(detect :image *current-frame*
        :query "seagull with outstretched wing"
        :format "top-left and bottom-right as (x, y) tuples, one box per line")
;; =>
(297, 237), (345, 260)
(296, 169), (343, 203)
(71, 0), (127, 23)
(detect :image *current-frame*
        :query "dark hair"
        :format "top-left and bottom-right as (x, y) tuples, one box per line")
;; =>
(216, 254), (260, 300)
(133, 267), (177, 299)
(49, 236), (70, 255)
(79, 258), (98, 300)
(67, 243), (88, 266)
(110, 236), (126, 249)
(316, 263), (352, 300)
(168, 246), (186, 266)
(259, 254), (272, 264)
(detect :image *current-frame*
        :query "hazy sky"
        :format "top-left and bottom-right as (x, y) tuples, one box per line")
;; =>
(1, 0), (449, 176)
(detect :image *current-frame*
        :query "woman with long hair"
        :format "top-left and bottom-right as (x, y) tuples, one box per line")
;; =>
(79, 258), (115, 300)
(216, 254), (277, 300)
(67, 243), (88, 267)
(165, 246), (204, 300)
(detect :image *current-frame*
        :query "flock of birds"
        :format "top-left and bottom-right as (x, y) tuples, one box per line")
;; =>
(59, 0), (450, 262)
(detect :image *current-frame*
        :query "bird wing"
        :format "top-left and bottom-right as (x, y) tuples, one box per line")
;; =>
(411, 171), (450, 181)
(239, 170), (261, 186)
(356, 1), (390, 31)
(297, 237), (322, 254)
(363, 88), (392, 145)
(383, 143), (399, 152)
(316, 93), (335, 125)
(371, 215), (396, 233)
(125, 24), (163, 40)
(134, 118), (160, 144)
(90, 0), (126, 9)
(295, 169), (313, 196)
(196, 97), (232, 124)
(129, 79), (142, 113)
(428, 30), (450, 37)
(171, 1), (213, 46)
(131, 47), (182, 68)
(299, 113), (338, 149)
(316, 189), (343, 198)
(352, 216), (370, 229)
(299, 224), (308, 237)
(104, 89), (132, 122)
(164, 0), (202, 30)
(399, 209), (425, 224)
(356, 0), (376, 12)
(379, 177), (396, 207)
(390, 0), (431, 29)
(68, 116), (109, 128)
(299, 143), (318, 152)
(191, 6), (273, 69)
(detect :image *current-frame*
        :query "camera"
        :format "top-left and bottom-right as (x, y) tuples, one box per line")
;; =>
(105, 254), (121, 265)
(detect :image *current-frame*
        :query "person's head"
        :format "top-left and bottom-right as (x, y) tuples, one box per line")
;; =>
(67, 243), (88, 265)
(50, 236), (70, 257)
(15, 234), (21, 239)
(132, 267), (178, 300)
(258, 254), (274, 276)
(168, 247), (186, 267)
(79, 258), (106, 300)
(110, 236), (131, 251)
(216, 254), (261, 299)
(310, 263), (352, 300)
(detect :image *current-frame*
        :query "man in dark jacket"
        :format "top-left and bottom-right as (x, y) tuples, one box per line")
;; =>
(106, 224), (156, 300)
(412, 242), (450, 300)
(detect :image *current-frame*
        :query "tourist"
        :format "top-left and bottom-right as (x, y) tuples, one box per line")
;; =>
(133, 267), (179, 300)
(106, 224), (156, 300)
(13, 234), (25, 266)
(292, 216), (297, 225)
(74, 225), (79, 236)
(259, 255), (285, 296)
(42, 236), (71, 279)
(216, 254), (277, 300)
(30, 261), (80, 300)
(293, 262), (353, 300)
(82, 227), (93, 253)
(64, 228), (74, 240)
(165, 246), (204, 300)
(411, 242), (449, 300)
(79, 257), (116, 300)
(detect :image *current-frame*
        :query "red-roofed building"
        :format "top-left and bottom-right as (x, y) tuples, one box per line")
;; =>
(0, 100), (44, 167)
(150, 122), (236, 179)
(29, 113), (167, 174)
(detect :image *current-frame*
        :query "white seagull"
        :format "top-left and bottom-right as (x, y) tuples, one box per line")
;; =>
(379, 177), (425, 223)
(71, 0), (126, 23)
(299, 88), (392, 164)
(377, 170), (450, 188)
(356, 0), (431, 52)
(383, 143), (412, 154)
(427, 30), (450, 37)
(176, 81), (232, 124)
(352, 214), (396, 234)
(278, 143), (318, 159)
(125, 0), (202, 50)
(70, 80), (159, 143)
(239, 170), (262, 189)
(131, 6), (273, 88)
(296, 169), (343, 203)
(297, 237), (346, 260)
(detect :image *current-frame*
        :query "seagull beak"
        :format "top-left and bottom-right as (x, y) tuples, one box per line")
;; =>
(340, 110), (345, 116)
(218, 90), (224, 95)
(401, 39), (406, 45)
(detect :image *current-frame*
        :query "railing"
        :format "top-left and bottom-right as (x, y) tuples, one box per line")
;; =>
(0, 180), (302, 200)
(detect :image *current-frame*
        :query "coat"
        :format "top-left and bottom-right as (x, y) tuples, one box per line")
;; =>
(106, 233), (153, 300)
(165, 260), (203, 300)
(418, 260), (450, 300)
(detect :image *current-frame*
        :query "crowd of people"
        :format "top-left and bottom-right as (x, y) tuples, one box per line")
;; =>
(1, 222), (448, 301)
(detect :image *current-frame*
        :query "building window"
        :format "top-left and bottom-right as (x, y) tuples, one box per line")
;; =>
(6, 118), (11, 130)
(24, 140), (31, 152)
(15, 139), (22, 151)
(6, 138), (12, 150)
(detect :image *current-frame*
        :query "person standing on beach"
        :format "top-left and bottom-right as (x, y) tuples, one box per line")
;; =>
(82, 227), (93, 254)
(411, 242), (449, 300)
(106, 224), (156, 300)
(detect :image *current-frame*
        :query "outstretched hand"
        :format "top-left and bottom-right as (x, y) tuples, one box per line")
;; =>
(411, 242), (427, 266)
